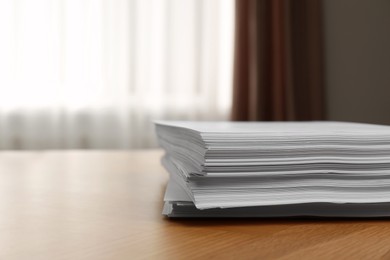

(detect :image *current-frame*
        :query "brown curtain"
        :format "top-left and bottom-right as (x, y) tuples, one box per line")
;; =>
(232, 0), (325, 121)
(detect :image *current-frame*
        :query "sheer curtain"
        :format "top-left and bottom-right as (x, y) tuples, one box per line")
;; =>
(0, 0), (234, 149)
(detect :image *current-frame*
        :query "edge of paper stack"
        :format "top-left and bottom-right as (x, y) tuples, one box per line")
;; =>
(155, 121), (390, 218)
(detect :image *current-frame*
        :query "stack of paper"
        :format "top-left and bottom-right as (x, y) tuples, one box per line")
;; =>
(155, 121), (390, 217)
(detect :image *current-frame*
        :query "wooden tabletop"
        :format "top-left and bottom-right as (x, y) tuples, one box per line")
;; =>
(1, 150), (390, 259)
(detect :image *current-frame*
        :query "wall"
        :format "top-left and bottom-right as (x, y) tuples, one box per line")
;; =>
(323, 0), (390, 124)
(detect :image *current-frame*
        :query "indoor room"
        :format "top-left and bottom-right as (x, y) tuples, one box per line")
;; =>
(1, 0), (390, 259)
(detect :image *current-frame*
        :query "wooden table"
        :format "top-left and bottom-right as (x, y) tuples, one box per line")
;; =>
(1, 150), (390, 259)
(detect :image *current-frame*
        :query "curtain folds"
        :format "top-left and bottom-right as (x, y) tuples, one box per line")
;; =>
(232, 0), (325, 121)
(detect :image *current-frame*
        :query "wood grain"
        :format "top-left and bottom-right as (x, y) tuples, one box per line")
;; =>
(1, 150), (390, 259)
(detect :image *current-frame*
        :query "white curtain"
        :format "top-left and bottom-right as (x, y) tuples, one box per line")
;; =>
(0, 0), (234, 149)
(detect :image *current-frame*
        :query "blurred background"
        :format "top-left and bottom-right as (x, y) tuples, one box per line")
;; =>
(0, 0), (389, 150)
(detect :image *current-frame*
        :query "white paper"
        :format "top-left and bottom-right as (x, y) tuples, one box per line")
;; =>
(156, 121), (390, 217)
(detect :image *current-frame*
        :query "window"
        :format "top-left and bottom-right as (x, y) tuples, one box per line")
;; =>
(0, 0), (234, 149)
